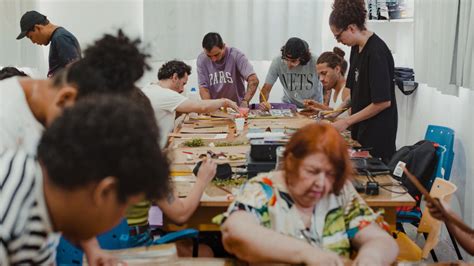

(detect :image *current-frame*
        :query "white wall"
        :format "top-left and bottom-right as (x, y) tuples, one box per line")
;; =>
(35, 0), (144, 77)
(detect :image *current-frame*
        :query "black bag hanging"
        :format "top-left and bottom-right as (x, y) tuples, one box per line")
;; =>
(395, 67), (419, 95)
(387, 140), (438, 204)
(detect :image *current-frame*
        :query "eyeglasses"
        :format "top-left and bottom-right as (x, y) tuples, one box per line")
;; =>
(333, 28), (347, 41)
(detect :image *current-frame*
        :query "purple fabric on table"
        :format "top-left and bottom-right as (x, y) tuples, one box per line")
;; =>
(250, 103), (297, 111)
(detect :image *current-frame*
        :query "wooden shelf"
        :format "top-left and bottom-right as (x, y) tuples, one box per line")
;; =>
(368, 18), (414, 23)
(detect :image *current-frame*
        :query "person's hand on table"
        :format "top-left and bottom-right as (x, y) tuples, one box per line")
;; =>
(303, 248), (345, 266)
(197, 156), (217, 184)
(331, 118), (350, 132)
(304, 99), (332, 111)
(353, 252), (386, 266)
(239, 100), (249, 108)
(223, 99), (240, 113)
(83, 244), (123, 266)
(259, 101), (271, 111)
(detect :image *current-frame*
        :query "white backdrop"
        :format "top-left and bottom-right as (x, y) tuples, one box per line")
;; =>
(143, 0), (325, 61)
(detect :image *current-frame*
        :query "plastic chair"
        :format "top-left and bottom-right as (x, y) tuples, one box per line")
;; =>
(424, 125), (455, 188)
(393, 178), (457, 261)
(56, 219), (200, 265)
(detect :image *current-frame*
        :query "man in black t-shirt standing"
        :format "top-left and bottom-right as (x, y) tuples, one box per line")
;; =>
(328, 0), (398, 162)
(16, 11), (81, 78)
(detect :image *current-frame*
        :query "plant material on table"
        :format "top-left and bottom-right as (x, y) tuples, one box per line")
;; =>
(183, 138), (205, 147)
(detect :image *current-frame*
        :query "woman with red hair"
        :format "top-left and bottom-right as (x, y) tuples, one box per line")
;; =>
(217, 123), (398, 265)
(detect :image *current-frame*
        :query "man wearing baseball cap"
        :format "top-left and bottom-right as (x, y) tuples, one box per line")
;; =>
(260, 37), (324, 109)
(17, 11), (81, 78)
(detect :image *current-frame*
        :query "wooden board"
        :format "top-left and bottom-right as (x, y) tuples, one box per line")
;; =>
(247, 117), (313, 129)
(179, 125), (229, 134)
(169, 146), (250, 165)
(84, 243), (240, 265)
(84, 244), (177, 265)
(168, 133), (227, 139)
(171, 138), (249, 149)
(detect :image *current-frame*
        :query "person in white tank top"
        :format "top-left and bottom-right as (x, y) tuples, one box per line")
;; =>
(328, 82), (349, 118)
(305, 47), (350, 118)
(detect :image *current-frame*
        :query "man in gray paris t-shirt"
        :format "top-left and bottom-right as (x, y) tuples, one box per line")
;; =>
(261, 37), (323, 108)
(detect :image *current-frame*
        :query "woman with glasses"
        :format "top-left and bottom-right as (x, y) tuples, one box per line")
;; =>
(259, 37), (324, 109)
(329, 0), (398, 163)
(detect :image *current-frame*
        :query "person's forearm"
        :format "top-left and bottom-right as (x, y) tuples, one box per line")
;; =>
(199, 87), (211, 100)
(199, 99), (227, 113)
(158, 178), (207, 224)
(222, 212), (321, 264)
(260, 84), (272, 103)
(345, 101), (390, 127)
(243, 75), (259, 103)
(80, 238), (100, 253)
(445, 222), (474, 255)
(356, 236), (398, 264)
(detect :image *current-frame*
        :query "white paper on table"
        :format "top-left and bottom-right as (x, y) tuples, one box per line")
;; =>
(213, 133), (228, 139)
(246, 132), (286, 139)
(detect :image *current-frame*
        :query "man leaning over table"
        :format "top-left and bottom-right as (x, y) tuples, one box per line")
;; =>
(142, 60), (239, 148)
(197, 32), (259, 108)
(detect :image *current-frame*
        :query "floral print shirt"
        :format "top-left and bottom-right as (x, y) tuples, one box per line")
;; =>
(214, 171), (389, 257)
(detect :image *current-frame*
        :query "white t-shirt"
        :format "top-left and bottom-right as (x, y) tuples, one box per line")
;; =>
(141, 84), (187, 148)
(0, 78), (44, 155)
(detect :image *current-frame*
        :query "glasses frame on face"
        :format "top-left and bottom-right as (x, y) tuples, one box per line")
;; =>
(334, 27), (348, 42)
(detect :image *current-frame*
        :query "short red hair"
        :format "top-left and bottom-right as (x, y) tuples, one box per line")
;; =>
(283, 123), (353, 194)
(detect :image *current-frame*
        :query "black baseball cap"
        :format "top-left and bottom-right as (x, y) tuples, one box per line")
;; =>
(16, 11), (47, 40)
(282, 37), (309, 59)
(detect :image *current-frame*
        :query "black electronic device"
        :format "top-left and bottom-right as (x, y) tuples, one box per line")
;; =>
(249, 139), (285, 161)
(193, 161), (232, 180)
(351, 157), (390, 175)
(247, 155), (276, 178)
(365, 181), (380, 195)
(352, 179), (366, 193)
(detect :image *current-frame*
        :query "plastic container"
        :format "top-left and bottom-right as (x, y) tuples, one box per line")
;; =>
(275, 146), (286, 170)
(188, 87), (200, 118)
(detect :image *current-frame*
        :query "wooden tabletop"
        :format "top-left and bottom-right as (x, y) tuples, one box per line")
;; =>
(173, 173), (415, 208)
(168, 113), (415, 209)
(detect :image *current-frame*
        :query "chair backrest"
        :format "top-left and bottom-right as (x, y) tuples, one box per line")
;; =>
(424, 125), (455, 184)
(418, 178), (457, 258)
(56, 219), (130, 265)
(56, 237), (83, 265)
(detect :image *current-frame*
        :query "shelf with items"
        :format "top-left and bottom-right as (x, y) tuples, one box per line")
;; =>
(368, 18), (413, 23)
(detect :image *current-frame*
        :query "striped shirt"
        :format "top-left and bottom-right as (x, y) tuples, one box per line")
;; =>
(0, 150), (59, 265)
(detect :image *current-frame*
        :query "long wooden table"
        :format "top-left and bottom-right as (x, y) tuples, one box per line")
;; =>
(165, 113), (415, 231)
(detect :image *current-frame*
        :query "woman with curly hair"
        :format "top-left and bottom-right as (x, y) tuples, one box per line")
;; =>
(218, 123), (398, 265)
(329, 0), (398, 163)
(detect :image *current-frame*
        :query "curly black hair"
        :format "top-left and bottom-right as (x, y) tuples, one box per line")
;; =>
(316, 47), (348, 75)
(0, 67), (28, 80)
(57, 29), (151, 97)
(157, 60), (192, 80)
(202, 32), (224, 51)
(37, 95), (171, 202)
(280, 37), (312, 66)
(329, 0), (367, 31)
